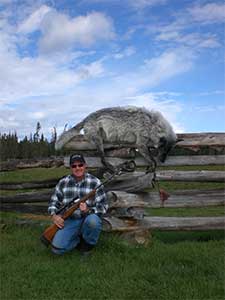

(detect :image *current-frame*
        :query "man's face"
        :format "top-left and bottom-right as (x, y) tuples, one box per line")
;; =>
(71, 161), (86, 179)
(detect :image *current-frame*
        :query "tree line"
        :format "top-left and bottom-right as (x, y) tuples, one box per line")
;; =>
(0, 122), (67, 161)
(0, 122), (224, 161)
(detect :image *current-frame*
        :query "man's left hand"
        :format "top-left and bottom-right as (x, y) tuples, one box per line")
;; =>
(79, 202), (88, 212)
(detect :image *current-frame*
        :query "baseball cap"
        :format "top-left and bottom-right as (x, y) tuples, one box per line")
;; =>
(69, 154), (86, 166)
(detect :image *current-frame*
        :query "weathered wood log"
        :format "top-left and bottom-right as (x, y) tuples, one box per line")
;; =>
(158, 155), (225, 166)
(105, 170), (225, 185)
(1, 133), (224, 172)
(64, 155), (225, 167)
(63, 133), (225, 150)
(1, 211), (224, 234)
(0, 173), (153, 192)
(103, 216), (225, 231)
(176, 133), (225, 148)
(0, 179), (58, 190)
(156, 170), (225, 182)
(4, 154), (223, 171)
(1, 169), (224, 192)
(105, 172), (155, 192)
(1, 219), (51, 228)
(0, 191), (52, 203)
(1, 170), (224, 191)
(0, 153), (224, 173)
(108, 207), (145, 219)
(105, 148), (136, 158)
(0, 203), (48, 214)
(0, 203), (144, 220)
(1, 189), (224, 208)
(0, 157), (64, 171)
(0, 203), (141, 220)
(107, 190), (225, 208)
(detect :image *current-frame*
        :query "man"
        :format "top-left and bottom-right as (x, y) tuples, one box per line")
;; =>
(48, 154), (108, 255)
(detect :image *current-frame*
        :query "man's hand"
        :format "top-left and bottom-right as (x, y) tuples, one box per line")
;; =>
(52, 214), (64, 229)
(79, 202), (88, 212)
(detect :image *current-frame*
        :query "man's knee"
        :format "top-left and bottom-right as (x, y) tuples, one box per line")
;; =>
(84, 214), (102, 229)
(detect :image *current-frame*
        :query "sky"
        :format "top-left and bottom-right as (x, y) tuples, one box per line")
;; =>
(0, 0), (224, 139)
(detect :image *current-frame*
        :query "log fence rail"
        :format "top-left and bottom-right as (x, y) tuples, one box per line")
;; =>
(0, 132), (224, 240)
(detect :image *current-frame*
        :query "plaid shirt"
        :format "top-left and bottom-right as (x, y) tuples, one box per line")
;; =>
(48, 173), (108, 217)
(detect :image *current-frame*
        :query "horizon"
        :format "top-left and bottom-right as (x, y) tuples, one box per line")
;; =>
(0, 0), (224, 139)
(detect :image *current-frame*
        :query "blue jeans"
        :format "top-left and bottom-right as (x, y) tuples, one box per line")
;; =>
(51, 214), (102, 255)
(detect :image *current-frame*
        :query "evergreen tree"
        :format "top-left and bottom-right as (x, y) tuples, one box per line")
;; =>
(33, 122), (41, 142)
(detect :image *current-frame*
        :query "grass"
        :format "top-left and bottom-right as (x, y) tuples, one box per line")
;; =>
(145, 206), (225, 217)
(150, 181), (224, 191)
(0, 166), (68, 183)
(0, 223), (224, 300)
(157, 165), (225, 171)
(0, 166), (224, 195)
(0, 164), (224, 181)
(0, 165), (225, 299)
(0, 167), (68, 196)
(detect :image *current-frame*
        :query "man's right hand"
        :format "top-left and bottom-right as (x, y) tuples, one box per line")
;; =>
(52, 214), (64, 229)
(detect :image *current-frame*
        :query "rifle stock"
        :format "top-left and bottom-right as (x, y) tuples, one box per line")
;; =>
(40, 189), (96, 247)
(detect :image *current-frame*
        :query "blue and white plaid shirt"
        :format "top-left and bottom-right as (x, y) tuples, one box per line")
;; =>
(48, 173), (108, 217)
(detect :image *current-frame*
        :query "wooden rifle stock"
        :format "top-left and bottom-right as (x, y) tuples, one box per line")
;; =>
(40, 167), (125, 247)
(40, 189), (96, 247)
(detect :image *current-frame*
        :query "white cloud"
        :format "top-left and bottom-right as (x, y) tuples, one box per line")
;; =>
(156, 30), (180, 41)
(77, 60), (105, 79)
(0, 53), (188, 136)
(156, 30), (220, 48)
(16, 6), (115, 53)
(100, 47), (196, 99)
(6, 58), (106, 102)
(38, 11), (115, 53)
(0, 54), (85, 101)
(30, 111), (46, 119)
(198, 37), (220, 48)
(127, 0), (167, 9)
(0, 10), (109, 103)
(188, 2), (225, 24)
(197, 90), (225, 96)
(17, 4), (52, 34)
(147, 2), (224, 54)
(113, 46), (136, 59)
(0, 6), (194, 128)
(123, 92), (185, 132)
(81, 0), (167, 10)
(141, 47), (195, 86)
(0, 1), (223, 136)
(0, 0), (12, 4)
(0, 114), (19, 128)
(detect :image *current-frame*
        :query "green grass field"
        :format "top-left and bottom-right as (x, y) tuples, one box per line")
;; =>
(1, 223), (224, 300)
(0, 166), (225, 300)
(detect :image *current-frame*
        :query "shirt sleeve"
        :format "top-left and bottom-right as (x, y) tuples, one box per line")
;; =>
(93, 184), (108, 215)
(48, 179), (64, 215)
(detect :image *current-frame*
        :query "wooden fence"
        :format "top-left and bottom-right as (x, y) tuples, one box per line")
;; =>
(0, 132), (224, 243)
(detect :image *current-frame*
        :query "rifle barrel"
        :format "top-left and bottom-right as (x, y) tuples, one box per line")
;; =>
(41, 168), (119, 247)
(40, 189), (96, 247)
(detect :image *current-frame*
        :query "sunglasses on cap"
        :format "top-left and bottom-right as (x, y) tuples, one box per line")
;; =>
(71, 163), (84, 169)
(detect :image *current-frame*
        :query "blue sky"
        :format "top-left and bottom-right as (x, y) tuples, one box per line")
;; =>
(0, 0), (224, 139)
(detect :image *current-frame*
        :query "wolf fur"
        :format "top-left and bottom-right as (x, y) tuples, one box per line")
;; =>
(56, 106), (177, 171)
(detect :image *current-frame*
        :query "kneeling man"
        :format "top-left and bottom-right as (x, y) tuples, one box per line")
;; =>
(48, 154), (108, 255)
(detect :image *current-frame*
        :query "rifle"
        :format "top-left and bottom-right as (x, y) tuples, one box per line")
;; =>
(40, 188), (97, 247)
(40, 160), (136, 247)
